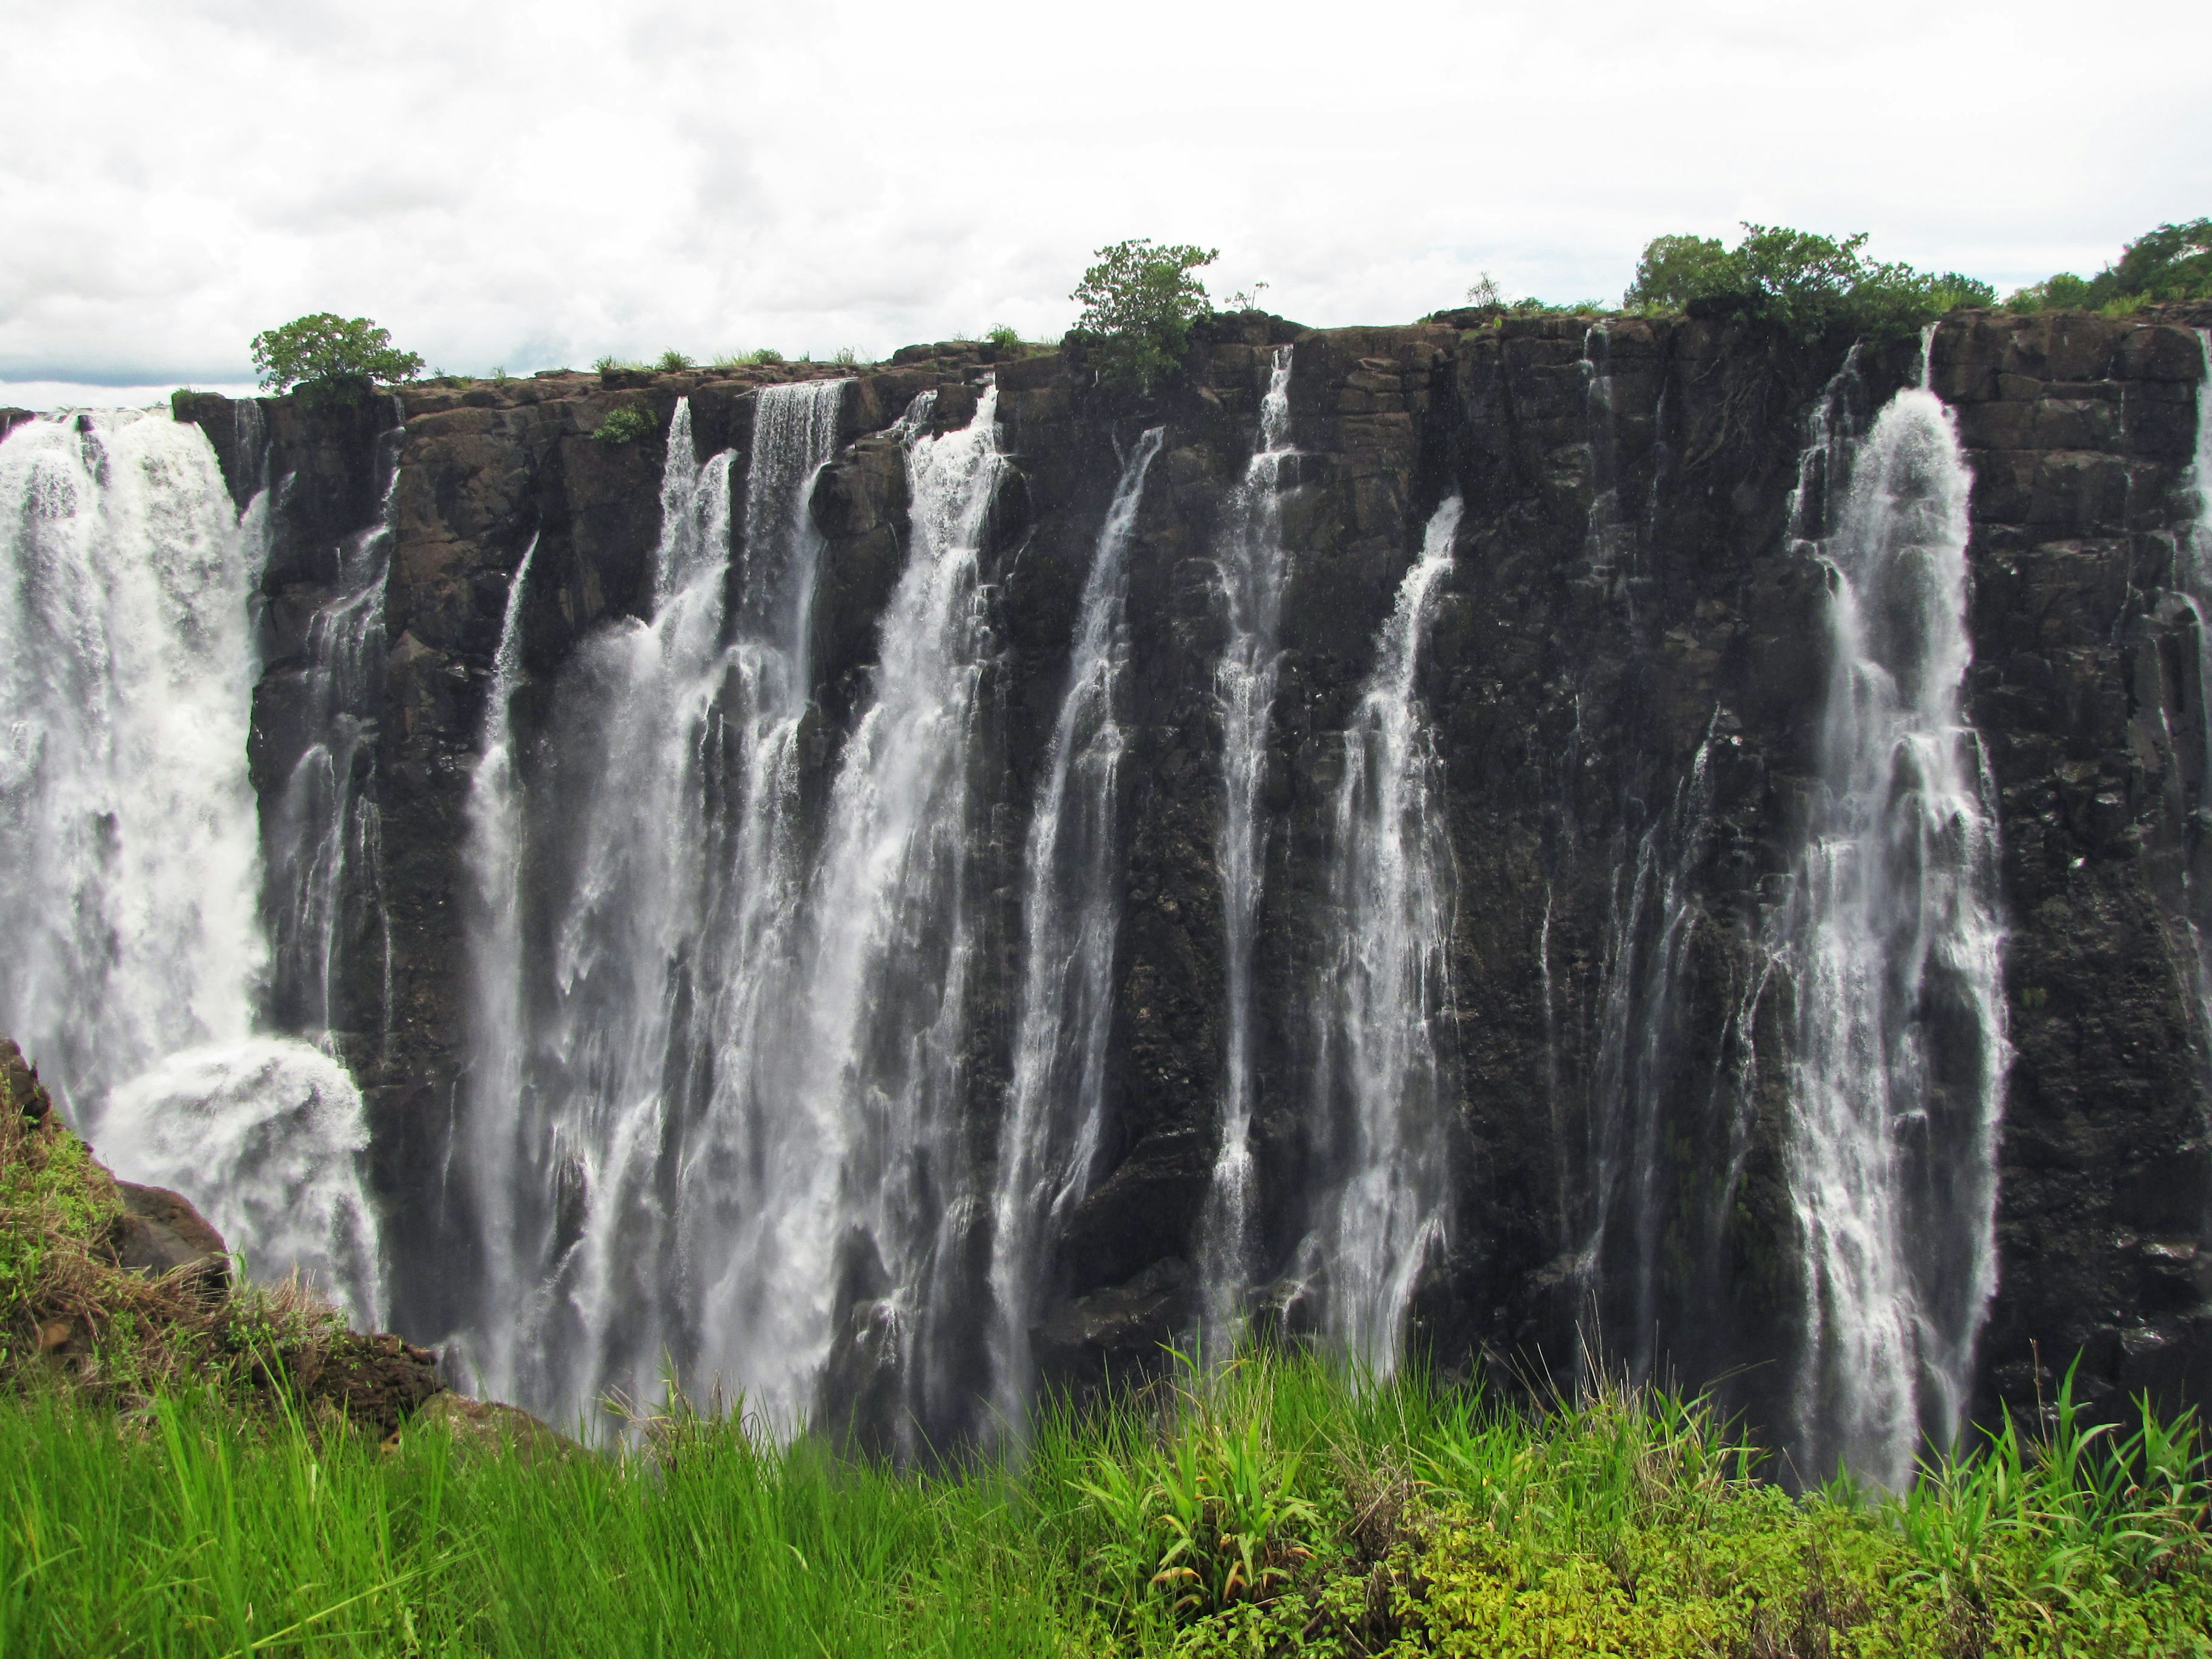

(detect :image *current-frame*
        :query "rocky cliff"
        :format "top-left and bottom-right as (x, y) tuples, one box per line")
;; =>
(176, 303), (2212, 1448)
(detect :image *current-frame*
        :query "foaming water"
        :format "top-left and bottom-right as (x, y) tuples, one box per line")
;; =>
(1200, 346), (1297, 1343)
(1782, 338), (2008, 1487)
(1295, 495), (1463, 1372)
(100, 1037), (385, 1325)
(0, 411), (265, 1110)
(988, 426), (1164, 1430)
(0, 410), (383, 1324)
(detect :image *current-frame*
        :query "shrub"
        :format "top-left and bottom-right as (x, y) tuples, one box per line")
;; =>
(656, 349), (694, 372)
(1070, 238), (1218, 393)
(748, 347), (785, 366)
(986, 324), (1022, 350)
(590, 406), (658, 446)
(833, 346), (858, 366)
(250, 313), (423, 403)
(2009, 218), (2212, 310)
(1623, 225), (1995, 338)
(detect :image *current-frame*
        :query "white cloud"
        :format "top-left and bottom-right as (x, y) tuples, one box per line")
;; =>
(4, 0), (2207, 387)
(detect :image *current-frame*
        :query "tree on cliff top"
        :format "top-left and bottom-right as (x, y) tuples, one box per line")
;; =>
(2009, 218), (2212, 312)
(251, 313), (423, 402)
(1069, 240), (1217, 393)
(1623, 226), (1993, 338)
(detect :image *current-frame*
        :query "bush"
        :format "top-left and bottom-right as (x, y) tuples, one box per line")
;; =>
(250, 313), (423, 403)
(1070, 238), (1218, 393)
(2009, 218), (2212, 311)
(1623, 225), (1995, 338)
(986, 324), (1022, 350)
(590, 406), (658, 446)
(656, 349), (695, 373)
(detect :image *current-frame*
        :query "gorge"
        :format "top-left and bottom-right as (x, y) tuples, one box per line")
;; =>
(5, 303), (2211, 1483)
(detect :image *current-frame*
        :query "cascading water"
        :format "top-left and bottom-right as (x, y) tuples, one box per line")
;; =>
(460, 531), (537, 1380)
(1782, 334), (2008, 1488)
(0, 409), (385, 1324)
(1200, 346), (1297, 1342)
(749, 383), (1004, 1445)
(988, 426), (1164, 1428)
(469, 399), (733, 1412)
(0, 412), (265, 1105)
(2166, 331), (2212, 1047)
(263, 410), (403, 1054)
(1293, 495), (1463, 1373)
(674, 377), (855, 1422)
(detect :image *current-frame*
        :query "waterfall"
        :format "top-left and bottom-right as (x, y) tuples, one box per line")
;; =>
(461, 532), (537, 1387)
(2170, 332), (2212, 1048)
(675, 377), (853, 1422)
(0, 409), (385, 1325)
(469, 398), (733, 1413)
(988, 425), (1164, 1427)
(743, 382), (1003, 1445)
(263, 410), (403, 1055)
(1783, 334), (2008, 1487)
(1296, 495), (1463, 1373)
(0, 412), (265, 1105)
(1200, 346), (1297, 1342)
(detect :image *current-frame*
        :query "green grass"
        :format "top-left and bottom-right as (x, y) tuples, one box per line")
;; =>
(2, 1351), (2206, 1656)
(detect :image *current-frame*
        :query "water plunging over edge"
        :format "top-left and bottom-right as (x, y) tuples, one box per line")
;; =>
(1296, 494), (1464, 1373)
(988, 425), (1165, 1434)
(1781, 329), (2009, 1487)
(1200, 346), (1297, 1346)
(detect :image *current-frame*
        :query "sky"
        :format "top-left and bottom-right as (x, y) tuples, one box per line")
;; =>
(4, 0), (2208, 410)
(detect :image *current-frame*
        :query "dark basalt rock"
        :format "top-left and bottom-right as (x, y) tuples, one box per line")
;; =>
(174, 308), (2212, 1437)
(109, 1182), (230, 1300)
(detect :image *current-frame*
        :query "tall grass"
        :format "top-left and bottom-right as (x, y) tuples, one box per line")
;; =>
(3, 1351), (2207, 1656)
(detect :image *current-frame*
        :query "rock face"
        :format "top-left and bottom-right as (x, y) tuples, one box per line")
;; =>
(175, 308), (2212, 1443)
(109, 1183), (230, 1298)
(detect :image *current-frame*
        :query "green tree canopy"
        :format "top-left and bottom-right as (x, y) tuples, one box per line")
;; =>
(1070, 240), (1218, 393)
(1623, 225), (1994, 338)
(2010, 219), (2212, 310)
(251, 313), (424, 399)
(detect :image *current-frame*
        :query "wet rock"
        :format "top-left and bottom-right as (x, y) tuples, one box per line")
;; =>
(108, 1182), (230, 1298)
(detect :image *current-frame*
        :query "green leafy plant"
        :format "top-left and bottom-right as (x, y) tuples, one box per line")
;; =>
(590, 405), (658, 446)
(748, 346), (785, 366)
(1069, 238), (1218, 393)
(656, 349), (694, 372)
(250, 313), (423, 403)
(2010, 219), (2212, 311)
(986, 324), (1022, 350)
(834, 346), (859, 366)
(1623, 225), (1995, 338)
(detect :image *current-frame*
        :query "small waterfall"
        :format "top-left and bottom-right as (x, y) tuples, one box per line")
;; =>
(461, 532), (537, 1385)
(1200, 346), (1297, 1341)
(1296, 495), (1463, 1372)
(988, 425), (1165, 1427)
(474, 399), (733, 1412)
(752, 383), (1004, 1444)
(0, 408), (384, 1324)
(264, 410), (403, 1056)
(676, 377), (853, 1418)
(1783, 334), (2008, 1487)
(2169, 332), (2212, 1046)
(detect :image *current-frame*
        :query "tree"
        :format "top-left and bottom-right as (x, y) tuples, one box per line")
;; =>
(1070, 240), (1217, 393)
(251, 314), (423, 400)
(2011, 219), (2212, 310)
(1622, 225), (1994, 337)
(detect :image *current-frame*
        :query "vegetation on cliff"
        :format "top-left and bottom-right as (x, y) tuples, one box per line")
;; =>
(1069, 239), (1219, 393)
(1621, 224), (1997, 336)
(251, 313), (424, 403)
(2007, 218), (2212, 312)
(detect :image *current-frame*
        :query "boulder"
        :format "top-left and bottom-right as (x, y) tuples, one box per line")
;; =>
(109, 1182), (230, 1297)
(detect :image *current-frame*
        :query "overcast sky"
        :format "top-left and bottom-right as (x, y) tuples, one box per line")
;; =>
(5, 0), (2208, 408)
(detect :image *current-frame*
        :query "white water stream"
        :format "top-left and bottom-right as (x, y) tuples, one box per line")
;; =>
(1200, 346), (1297, 1343)
(0, 408), (385, 1323)
(1783, 337), (2008, 1487)
(1297, 495), (1463, 1372)
(988, 426), (1164, 1428)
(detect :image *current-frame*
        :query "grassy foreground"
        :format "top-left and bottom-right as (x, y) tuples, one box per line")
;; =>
(3, 1350), (2209, 1658)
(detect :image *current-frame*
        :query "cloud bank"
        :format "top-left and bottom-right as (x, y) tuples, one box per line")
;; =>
(5, 0), (2207, 402)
